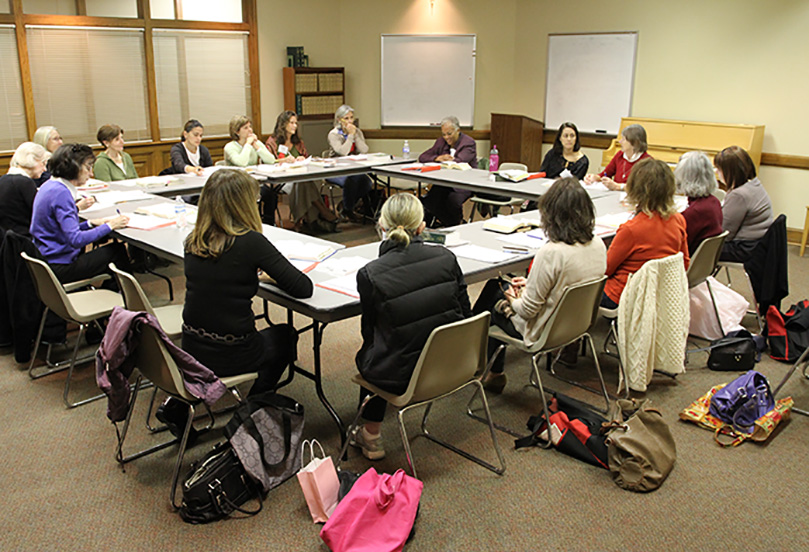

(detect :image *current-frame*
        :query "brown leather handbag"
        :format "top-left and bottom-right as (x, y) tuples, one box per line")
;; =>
(603, 399), (676, 492)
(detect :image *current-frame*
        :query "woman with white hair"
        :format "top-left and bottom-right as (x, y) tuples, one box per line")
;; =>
(674, 151), (723, 255)
(32, 126), (63, 186)
(0, 142), (50, 235)
(350, 193), (472, 459)
(327, 105), (373, 222)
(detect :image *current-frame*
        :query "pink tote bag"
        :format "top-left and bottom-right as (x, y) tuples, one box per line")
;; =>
(320, 468), (423, 552)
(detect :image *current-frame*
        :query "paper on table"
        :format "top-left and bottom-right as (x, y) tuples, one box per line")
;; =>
(289, 259), (317, 273)
(316, 273), (359, 298)
(200, 165), (230, 177)
(497, 232), (544, 249)
(125, 213), (176, 231)
(314, 255), (372, 278)
(596, 211), (632, 229)
(92, 190), (152, 205)
(452, 244), (521, 264)
(76, 179), (109, 192)
(272, 239), (336, 262)
(582, 180), (610, 192)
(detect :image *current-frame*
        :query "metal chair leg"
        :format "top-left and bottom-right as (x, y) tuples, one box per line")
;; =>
(170, 403), (195, 510)
(64, 324), (105, 408)
(773, 347), (809, 416)
(335, 393), (374, 469)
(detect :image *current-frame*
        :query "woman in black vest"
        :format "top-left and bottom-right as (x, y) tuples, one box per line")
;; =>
(351, 193), (472, 459)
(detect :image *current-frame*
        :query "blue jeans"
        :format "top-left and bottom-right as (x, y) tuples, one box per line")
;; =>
(327, 174), (372, 212)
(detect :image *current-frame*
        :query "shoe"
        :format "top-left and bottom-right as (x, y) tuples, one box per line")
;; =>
(156, 398), (198, 447)
(349, 425), (386, 460)
(483, 372), (507, 394)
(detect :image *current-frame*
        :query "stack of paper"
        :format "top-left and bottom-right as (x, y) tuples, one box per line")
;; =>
(135, 203), (180, 219)
(124, 213), (176, 231)
(316, 274), (360, 298)
(452, 244), (521, 264)
(92, 190), (152, 205)
(136, 176), (179, 189)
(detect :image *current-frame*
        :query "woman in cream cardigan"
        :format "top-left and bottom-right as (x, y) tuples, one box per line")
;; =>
(326, 105), (373, 221)
(473, 177), (607, 392)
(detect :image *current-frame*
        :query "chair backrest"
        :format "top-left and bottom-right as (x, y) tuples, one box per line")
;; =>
(534, 276), (607, 352)
(20, 251), (79, 322)
(400, 312), (490, 404)
(499, 162), (528, 172)
(711, 188), (726, 202)
(686, 230), (728, 289)
(134, 323), (196, 401)
(109, 263), (157, 317)
(215, 160), (227, 167)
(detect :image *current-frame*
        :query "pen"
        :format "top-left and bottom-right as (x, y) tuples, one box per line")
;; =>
(116, 209), (122, 215)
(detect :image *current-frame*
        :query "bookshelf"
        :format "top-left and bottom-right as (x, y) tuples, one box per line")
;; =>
(283, 67), (345, 120)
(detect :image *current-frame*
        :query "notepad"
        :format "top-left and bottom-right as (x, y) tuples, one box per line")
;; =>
(316, 274), (359, 298)
(497, 232), (544, 250)
(452, 244), (521, 264)
(124, 213), (176, 231)
(273, 240), (336, 262)
(136, 176), (179, 189)
(92, 190), (153, 205)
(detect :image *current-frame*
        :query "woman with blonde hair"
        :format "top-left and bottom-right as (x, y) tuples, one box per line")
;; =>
(603, 158), (689, 308)
(159, 169), (314, 440)
(350, 193), (472, 459)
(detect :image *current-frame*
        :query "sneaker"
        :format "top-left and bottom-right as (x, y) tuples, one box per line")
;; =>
(483, 372), (507, 394)
(349, 425), (386, 460)
(156, 398), (198, 447)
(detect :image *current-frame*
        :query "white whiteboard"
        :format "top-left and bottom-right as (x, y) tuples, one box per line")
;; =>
(544, 32), (638, 135)
(381, 34), (476, 127)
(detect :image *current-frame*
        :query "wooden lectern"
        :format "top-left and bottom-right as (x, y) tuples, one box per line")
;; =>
(490, 114), (544, 171)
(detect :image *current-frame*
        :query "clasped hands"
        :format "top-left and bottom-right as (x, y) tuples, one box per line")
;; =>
(503, 276), (526, 303)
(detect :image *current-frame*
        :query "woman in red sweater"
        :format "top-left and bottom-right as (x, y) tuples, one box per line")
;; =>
(585, 124), (651, 191)
(603, 158), (689, 307)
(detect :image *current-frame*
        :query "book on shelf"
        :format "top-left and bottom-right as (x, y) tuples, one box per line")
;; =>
(482, 216), (539, 234)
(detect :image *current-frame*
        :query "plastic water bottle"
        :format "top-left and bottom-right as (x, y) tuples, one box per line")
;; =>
(402, 140), (410, 160)
(489, 145), (500, 172)
(174, 195), (187, 230)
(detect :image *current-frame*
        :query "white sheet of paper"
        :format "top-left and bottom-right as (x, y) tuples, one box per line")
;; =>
(452, 244), (520, 264)
(314, 256), (372, 278)
(125, 213), (176, 231)
(497, 232), (544, 249)
(92, 190), (152, 205)
(316, 273), (359, 298)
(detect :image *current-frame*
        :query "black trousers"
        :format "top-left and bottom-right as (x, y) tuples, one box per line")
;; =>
(422, 186), (473, 227)
(50, 241), (131, 291)
(359, 386), (387, 423)
(472, 279), (522, 374)
(260, 184), (278, 226)
(719, 239), (758, 263)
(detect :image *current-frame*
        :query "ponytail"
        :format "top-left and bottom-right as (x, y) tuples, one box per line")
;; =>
(378, 194), (423, 248)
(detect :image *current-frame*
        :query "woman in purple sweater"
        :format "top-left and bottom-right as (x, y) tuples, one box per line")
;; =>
(674, 151), (723, 255)
(30, 144), (131, 285)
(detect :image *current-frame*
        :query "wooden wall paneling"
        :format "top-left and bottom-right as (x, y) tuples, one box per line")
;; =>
(139, 0), (161, 143)
(243, 0), (261, 136)
(11, 0), (36, 138)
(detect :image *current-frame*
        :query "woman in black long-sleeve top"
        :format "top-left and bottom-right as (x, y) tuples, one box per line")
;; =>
(159, 168), (313, 439)
(539, 122), (589, 180)
(169, 119), (213, 175)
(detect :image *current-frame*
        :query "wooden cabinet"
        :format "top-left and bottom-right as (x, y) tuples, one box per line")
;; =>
(283, 67), (345, 120)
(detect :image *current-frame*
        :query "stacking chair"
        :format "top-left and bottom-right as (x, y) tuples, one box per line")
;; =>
(109, 263), (182, 341)
(773, 346), (809, 417)
(337, 312), (505, 479)
(684, 231), (729, 352)
(22, 252), (123, 408)
(469, 276), (613, 446)
(114, 324), (257, 508)
(468, 162), (526, 222)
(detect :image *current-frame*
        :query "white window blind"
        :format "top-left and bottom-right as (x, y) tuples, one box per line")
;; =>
(0, 26), (28, 152)
(153, 29), (250, 140)
(85, 0), (138, 18)
(149, 0), (242, 22)
(22, 0), (76, 15)
(26, 26), (151, 145)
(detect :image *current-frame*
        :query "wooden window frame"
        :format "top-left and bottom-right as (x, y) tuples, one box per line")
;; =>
(2, 0), (260, 145)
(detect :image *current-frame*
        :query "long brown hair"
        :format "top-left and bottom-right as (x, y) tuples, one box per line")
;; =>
(538, 177), (595, 244)
(271, 110), (301, 149)
(713, 146), (756, 190)
(625, 158), (676, 218)
(184, 169), (262, 258)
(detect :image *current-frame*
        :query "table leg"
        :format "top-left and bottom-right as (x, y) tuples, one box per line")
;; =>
(311, 320), (346, 442)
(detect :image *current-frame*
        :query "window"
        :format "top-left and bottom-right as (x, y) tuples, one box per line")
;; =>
(149, 0), (243, 22)
(22, 0), (76, 15)
(153, 29), (251, 140)
(85, 0), (138, 19)
(0, 26), (28, 151)
(26, 26), (151, 145)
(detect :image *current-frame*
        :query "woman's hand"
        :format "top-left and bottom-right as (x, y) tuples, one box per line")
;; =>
(76, 196), (96, 211)
(583, 173), (601, 185)
(245, 134), (257, 148)
(602, 177), (623, 191)
(344, 122), (356, 136)
(185, 165), (204, 176)
(510, 276), (527, 290)
(504, 284), (522, 302)
(435, 153), (453, 162)
(102, 214), (129, 230)
(280, 156), (296, 164)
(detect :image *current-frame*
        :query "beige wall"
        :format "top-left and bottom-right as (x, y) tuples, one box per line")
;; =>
(257, 0), (809, 227)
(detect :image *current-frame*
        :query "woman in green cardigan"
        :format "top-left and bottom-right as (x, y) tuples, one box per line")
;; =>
(93, 124), (138, 182)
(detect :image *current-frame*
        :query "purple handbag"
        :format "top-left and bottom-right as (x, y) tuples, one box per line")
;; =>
(709, 370), (774, 433)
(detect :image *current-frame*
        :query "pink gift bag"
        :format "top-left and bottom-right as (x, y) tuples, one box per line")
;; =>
(320, 468), (423, 552)
(296, 440), (340, 523)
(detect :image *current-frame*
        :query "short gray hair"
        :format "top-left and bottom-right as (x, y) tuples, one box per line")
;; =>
(32, 126), (57, 149)
(10, 142), (50, 169)
(674, 151), (717, 198)
(440, 116), (460, 131)
(334, 104), (354, 128)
